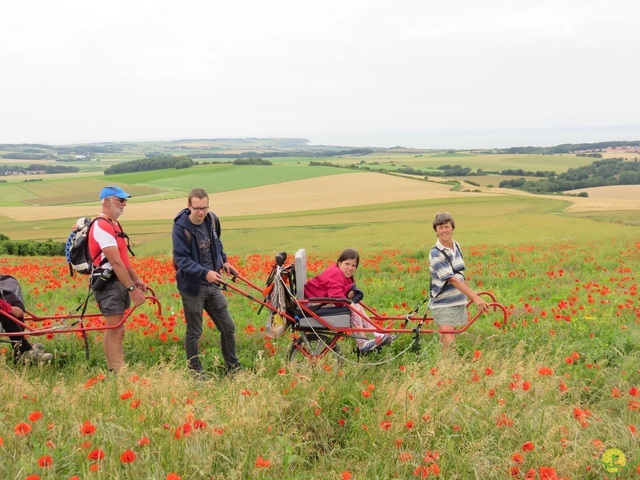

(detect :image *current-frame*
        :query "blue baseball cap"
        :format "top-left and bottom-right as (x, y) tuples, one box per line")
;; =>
(99, 185), (132, 200)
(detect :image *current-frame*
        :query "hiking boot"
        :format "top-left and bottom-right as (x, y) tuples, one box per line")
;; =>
(379, 334), (393, 347)
(191, 370), (207, 382)
(226, 364), (243, 376)
(18, 348), (53, 364)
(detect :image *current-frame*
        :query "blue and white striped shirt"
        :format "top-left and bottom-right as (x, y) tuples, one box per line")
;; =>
(428, 239), (467, 309)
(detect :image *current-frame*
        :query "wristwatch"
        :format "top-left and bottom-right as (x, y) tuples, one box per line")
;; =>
(127, 285), (136, 292)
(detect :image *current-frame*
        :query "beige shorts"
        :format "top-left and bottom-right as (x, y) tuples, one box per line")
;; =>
(431, 304), (467, 327)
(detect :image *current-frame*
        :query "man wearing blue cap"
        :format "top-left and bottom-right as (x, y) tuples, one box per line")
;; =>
(88, 185), (147, 373)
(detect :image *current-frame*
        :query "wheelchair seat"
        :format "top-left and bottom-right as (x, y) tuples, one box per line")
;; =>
(293, 249), (352, 331)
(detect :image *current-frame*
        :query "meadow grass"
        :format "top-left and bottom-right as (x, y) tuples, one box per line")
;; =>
(0, 231), (638, 479)
(1, 153), (639, 479)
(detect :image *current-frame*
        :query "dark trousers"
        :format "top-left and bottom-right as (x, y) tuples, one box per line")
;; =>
(180, 284), (240, 372)
(0, 315), (33, 360)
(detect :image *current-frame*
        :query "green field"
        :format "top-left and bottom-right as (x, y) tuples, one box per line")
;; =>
(1, 141), (639, 479)
(325, 152), (595, 174)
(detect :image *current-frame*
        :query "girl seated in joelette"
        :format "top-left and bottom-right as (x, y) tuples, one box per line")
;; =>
(304, 249), (392, 354)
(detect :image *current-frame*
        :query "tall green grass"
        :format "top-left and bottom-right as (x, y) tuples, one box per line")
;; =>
(0, 232), (638, 479)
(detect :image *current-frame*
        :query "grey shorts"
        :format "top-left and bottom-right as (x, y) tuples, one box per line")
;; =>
(94, 280), (131, 316)
(431, 304), (468, 327)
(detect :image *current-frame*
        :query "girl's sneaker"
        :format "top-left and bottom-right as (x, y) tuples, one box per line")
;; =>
(359, 334), (392, 355)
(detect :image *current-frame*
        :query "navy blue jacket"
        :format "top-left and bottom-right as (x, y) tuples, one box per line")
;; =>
(172, 209), (227, 296)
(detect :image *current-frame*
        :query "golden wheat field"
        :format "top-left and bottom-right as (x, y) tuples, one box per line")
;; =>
(0, 173), (639, 225)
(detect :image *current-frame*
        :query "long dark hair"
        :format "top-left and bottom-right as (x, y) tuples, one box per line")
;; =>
(336, 249), (359, 268)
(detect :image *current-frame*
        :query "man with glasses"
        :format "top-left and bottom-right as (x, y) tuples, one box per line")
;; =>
(172, 188), (242, 379)
(89, 185), (147, 373)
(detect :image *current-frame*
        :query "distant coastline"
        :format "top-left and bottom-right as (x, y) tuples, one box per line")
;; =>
(307, 125), (640, 150)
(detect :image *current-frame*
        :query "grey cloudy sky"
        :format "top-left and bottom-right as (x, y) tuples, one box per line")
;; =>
(1, 0), (638, 148)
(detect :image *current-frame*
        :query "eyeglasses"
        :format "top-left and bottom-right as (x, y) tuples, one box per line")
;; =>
(190, 205), (209, 212)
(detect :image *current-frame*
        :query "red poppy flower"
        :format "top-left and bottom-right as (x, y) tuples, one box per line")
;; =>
(87, 449), (105, 460)
(538, 367), (553, 376)
(14, 422), (32, 435)
(166, 474), (181, 480)
(539, 466), (559, 480)
(120, 450), (136, 463)
(380, 421), (392, 430)
(38, 455), (53, 467)
(521, 441), (535, 451)
(413, 465), (430, 478)
(255, 456), (270, 468)
(120, 390), (134, 400)
(341, 472), (352, 480)
(28, 411), (43, 422)
(138, 435), (150, 446)
(24, 476), (40, 480)
(630, 387), (639, 397)
(80, 420), (96, 435)
(399, 452), (412, 462)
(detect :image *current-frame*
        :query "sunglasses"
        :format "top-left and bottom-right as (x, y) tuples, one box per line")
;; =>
(114, 197), (128, 204)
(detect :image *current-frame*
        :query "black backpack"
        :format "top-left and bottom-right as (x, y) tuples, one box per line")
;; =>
(0, 274), (25, 311)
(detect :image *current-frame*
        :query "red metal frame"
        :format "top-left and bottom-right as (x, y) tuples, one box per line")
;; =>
(221, 267), (509, 361)
(0, 287), (162, 339)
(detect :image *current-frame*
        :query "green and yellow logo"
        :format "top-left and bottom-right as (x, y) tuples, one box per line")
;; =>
(601, 449), (627, 476)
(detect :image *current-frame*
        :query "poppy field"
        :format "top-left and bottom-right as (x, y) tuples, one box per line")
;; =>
(0, 234), (639, 480)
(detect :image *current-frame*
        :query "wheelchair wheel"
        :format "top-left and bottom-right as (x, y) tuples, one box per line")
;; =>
(287, 332), (343, 368)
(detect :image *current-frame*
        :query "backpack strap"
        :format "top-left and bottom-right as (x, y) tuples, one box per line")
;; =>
(89, 216), (135, 268)
(182, 212), (219, 244)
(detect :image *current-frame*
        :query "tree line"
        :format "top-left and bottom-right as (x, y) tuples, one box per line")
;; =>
(0, 164), (80, 175)
(0, 234), (64, 256)
(499, 158), (640, 192)
(104, 155), (194, 175)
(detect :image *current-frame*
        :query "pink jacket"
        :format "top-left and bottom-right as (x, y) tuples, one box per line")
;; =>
(304, 264), (354, 299)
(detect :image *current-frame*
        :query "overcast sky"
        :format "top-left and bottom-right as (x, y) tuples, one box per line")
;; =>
(1, 0), (638, 149)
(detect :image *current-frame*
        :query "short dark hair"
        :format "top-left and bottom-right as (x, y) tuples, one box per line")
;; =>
(337, 249), (359, 268)
(188, 188), (209, 204)
(432, 212), (455, 231)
